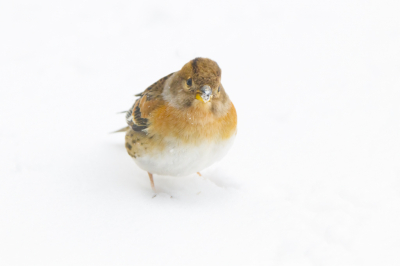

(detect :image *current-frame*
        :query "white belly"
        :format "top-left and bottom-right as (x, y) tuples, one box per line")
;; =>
(134, 134), (236, 176)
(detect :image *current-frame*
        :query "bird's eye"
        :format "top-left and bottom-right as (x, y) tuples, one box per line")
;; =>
(218, 86), (220, 92)
(186, 78), (192, 87)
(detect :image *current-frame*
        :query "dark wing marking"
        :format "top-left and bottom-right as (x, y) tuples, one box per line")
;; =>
(126, 73), (174, 132)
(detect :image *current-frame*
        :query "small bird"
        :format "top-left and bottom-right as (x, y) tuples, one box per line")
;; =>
(122, 58), (237, 191)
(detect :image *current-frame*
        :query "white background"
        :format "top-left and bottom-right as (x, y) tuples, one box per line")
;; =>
(1, 1), (400, 265)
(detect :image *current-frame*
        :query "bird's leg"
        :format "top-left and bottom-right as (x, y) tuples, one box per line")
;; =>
(197, 172), (202, 176)
(148, 172), (155, 191)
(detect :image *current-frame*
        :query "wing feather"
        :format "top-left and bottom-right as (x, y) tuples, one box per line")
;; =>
(126, 73), (173, 132)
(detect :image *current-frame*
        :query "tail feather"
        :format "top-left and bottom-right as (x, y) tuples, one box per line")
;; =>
(111, 126), (130, 134)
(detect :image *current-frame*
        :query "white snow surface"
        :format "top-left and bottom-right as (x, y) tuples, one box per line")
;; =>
(1, 1), (400, 265)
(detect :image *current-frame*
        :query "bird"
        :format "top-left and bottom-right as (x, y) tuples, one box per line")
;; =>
(121, 57), (237, 191)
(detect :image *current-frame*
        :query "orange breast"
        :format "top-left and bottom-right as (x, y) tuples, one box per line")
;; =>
(148, 103), (237, 144)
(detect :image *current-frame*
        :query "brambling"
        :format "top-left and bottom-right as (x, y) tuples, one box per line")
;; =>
(122, 58), (237, 191)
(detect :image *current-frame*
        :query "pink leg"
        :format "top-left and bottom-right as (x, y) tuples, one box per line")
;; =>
(148, 172), (155, 191)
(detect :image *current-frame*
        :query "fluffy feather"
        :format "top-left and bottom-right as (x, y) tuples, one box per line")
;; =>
(124, 57), (237, 179)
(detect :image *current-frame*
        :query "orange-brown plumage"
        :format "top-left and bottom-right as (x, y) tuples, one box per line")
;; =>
(124, 57), (237, 189)
(148, 103), (237, 144)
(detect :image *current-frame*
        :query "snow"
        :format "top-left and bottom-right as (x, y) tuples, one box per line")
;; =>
(1, 0), (400, 265)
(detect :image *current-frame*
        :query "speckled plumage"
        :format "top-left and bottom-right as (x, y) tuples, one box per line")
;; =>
(123, 58), (237, 190)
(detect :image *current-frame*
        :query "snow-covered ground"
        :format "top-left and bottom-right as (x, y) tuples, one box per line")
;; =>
(1, 1), (400, 265)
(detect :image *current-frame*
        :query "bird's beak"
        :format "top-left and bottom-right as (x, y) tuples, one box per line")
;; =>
(196, 85), (212, 103)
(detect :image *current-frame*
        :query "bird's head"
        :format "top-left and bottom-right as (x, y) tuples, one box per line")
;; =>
(163, 57), (230, 116)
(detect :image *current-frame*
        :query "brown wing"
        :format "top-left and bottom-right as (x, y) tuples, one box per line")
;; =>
(126, 73), (173, 132)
